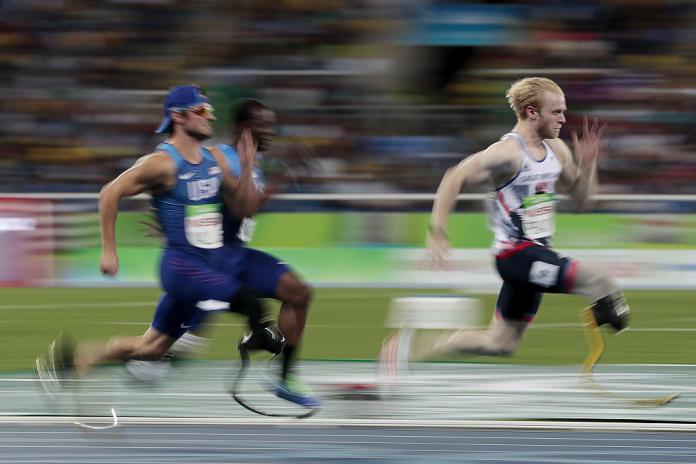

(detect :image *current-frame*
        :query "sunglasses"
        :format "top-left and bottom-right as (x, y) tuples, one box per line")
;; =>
(171, 103), (215, 118)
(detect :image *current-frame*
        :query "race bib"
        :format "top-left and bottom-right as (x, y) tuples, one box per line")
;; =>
(236, 218), (257, 243)
(521, 193), (556, 240)
(185, 203), (223, 249)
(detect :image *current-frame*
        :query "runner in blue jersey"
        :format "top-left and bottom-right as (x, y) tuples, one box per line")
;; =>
(214, 99), (317, 407)
(128, 99), (319, 408)
(36, 86), (283, 391)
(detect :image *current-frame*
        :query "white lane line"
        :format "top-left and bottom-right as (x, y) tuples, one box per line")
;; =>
(2, 316), (695, 332)
(0, 461), (688, 464)
(0, 295), (380, 310)
(2, 430), (696, 443)
(1, 436), (695, 450)
(456, 460), (696, 464)
(0, 290), (402, 310)
(0, 320), (375, 329)
(3, 443), (696, 453)
(0, 302), (152, 310)
(2, 416), (696, 432)
(1, 301), (695, 333)
(530, 323), (696, 332)
(621, 328), (696, 332)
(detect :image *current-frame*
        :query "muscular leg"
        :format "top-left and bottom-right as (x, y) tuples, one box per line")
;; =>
(126, 281), (295, 383)
(496, 246), (629, 332)
(412, 315), (529, 362)
(275, 271), (312, 379)
(566, 260), (630, 331)
(570, 261), (620, 301)
(439, 316), (528, 357)
(404, 276), (538, 363)
(75, 327), (175, 378)
(166, 331), (209, 358)
(125, 296), (213, 383)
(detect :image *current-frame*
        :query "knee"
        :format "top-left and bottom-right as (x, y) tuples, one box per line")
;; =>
(133, 341), (170, 361)
(280, 275), (313, 308)
(594, 274), (619, 296)
(573, 264), (619, 300)
(297, 282), (313, 308)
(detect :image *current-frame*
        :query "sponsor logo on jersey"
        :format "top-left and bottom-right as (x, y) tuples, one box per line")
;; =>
(519, 172), (557, 183)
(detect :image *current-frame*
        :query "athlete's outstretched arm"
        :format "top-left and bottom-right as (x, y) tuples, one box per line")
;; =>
(552, 117), (606, 210)
(99, 153), (173, 276)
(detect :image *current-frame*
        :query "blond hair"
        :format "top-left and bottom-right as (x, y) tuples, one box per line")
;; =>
(506, 77), (564, 119)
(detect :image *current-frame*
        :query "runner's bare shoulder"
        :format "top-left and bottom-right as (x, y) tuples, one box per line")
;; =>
(126, 150), (177, 193)
(544, 137), (572, 161)
(480, 138), (523, 185)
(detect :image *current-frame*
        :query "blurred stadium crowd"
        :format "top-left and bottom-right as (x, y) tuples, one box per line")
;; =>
(1, 0), (695, 198)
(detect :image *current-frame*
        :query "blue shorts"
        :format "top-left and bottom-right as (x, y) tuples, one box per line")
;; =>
(494, 242), (577, 322)
(151, 293), (198, 339)
(153, 248), (241, 338)
(176, 244), (290, 333)
(233, 246), (290, 298)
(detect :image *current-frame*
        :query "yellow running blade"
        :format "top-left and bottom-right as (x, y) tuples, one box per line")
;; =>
(580, 307), (679, 407)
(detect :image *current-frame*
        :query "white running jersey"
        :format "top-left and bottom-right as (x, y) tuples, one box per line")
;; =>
(488, 132), (562, 253)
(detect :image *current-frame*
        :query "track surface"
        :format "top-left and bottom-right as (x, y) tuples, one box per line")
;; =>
(3, 424), (696, 463)
(2, 362), (696, 463)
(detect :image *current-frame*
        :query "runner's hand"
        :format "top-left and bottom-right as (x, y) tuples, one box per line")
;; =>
(100, 251), (119, 277)
(426, 229), (450, 269)
(572, 116), (606, 170)
(239, 128), (257, 171)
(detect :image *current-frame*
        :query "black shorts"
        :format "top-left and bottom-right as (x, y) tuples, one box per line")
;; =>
(494, 242), (578, 322)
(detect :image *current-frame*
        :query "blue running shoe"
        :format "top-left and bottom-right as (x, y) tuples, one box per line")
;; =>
(274, 374), (321, 408)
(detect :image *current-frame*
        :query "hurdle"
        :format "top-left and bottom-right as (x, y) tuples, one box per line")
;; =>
(381, 295), (481, 379)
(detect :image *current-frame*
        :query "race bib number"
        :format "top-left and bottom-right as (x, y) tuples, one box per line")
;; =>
(236, 218), (257, 243)
(185, 203), (223, 249)
(521, 193), (556, 240)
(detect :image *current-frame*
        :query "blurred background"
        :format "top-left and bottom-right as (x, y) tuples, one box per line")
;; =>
(0, 0), (696, 432)
(0, 0), (695, 368)
(2, 0), (695, 196)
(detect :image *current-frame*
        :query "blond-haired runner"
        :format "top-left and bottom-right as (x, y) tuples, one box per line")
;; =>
(385, 77), (629, 365)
